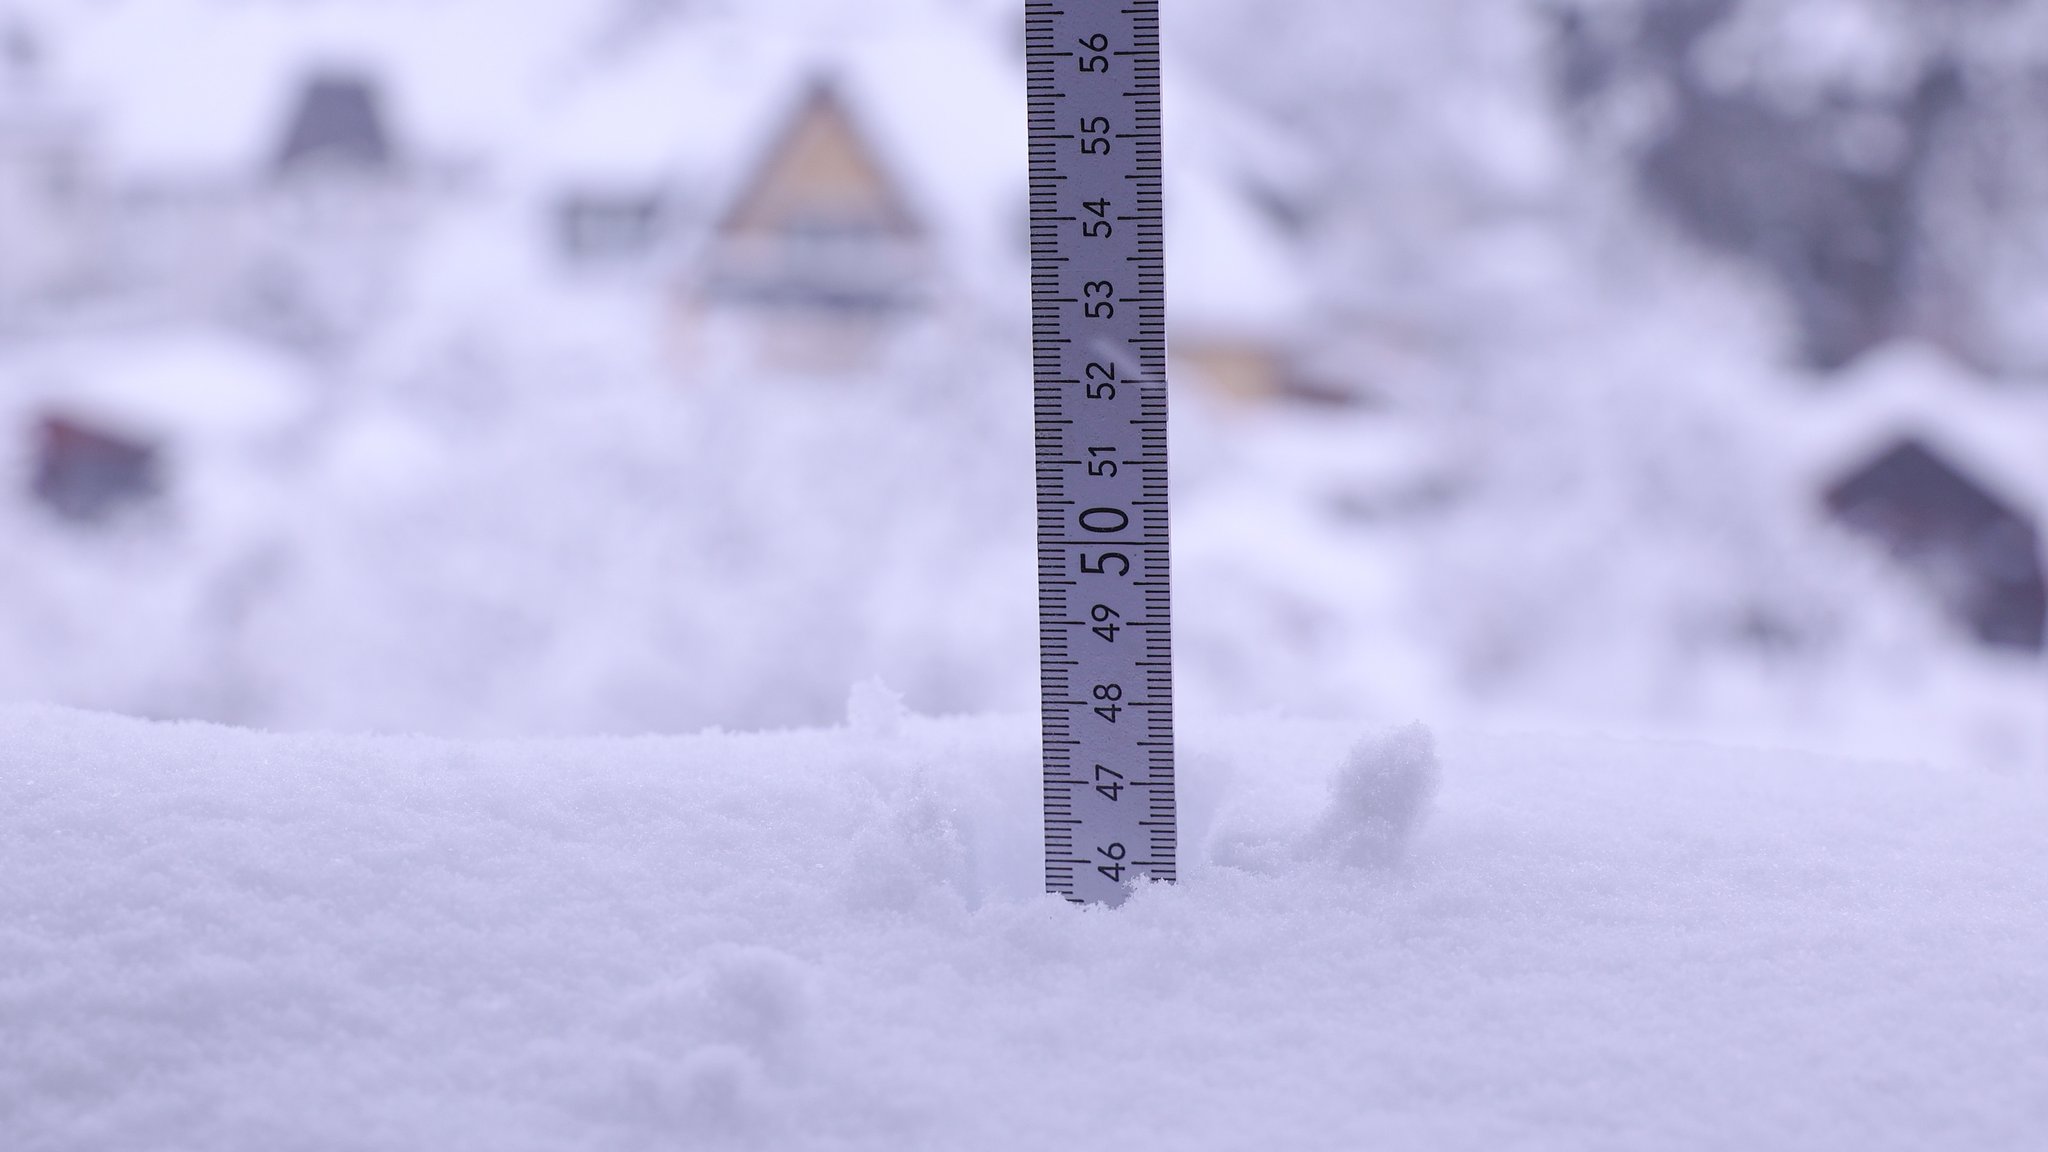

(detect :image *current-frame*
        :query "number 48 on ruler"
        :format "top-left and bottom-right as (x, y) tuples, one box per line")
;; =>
(1027, 0), (1175, 906)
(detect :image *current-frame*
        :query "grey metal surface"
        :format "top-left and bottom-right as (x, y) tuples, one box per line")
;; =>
(1027, 0), (1175, 905)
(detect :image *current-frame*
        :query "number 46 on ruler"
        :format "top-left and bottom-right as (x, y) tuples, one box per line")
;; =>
(1027, 0), (1175, 907)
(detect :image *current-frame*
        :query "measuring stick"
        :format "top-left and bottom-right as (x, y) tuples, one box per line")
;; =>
(1028, 0), (1176, 905)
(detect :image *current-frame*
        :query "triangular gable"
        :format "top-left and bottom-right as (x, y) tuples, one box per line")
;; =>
(1826, 437), (2021, 537)
(275, 72), (395, 175)
(717, 79), (921, 240)
(1824, 434), (2046, 652)
(533, 20), (1019, 293)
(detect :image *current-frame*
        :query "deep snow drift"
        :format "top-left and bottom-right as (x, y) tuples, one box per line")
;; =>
(5, 703), (2043, 1150)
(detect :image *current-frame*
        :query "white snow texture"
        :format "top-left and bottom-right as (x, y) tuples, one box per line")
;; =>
(4, 703), (2043, 1150)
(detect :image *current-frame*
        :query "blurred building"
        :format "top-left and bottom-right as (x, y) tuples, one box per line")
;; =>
(17, 332), (313, 523)
(685, 78), (935, 374)
(1826, 438), (2044, 651)
(0, 18), (99, 326)
(32, 412), (157, 521)
(534, 17), (1323, 394)
(1798, 348), (2048, 654)
(1548, 0), (2048, 656)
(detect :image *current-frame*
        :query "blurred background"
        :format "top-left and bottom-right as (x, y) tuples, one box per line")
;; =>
(0, 0), (2041, 768)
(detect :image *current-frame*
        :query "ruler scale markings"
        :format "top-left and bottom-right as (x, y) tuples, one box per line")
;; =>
(1028, 0), (1174, 906)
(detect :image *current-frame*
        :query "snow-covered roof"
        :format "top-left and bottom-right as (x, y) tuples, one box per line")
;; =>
(522, 17), (1025, 304)
(1781, 343), (2048, 524)
(9, 330), (314, 447)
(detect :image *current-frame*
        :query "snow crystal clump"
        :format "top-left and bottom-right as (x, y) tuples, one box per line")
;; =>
(845, 678), (910, 739)
(1301, 722), (1439, 867)
(841, 774), (975, 913)
(615, 946), (812, 1138)
(691, 945), (813, 1066)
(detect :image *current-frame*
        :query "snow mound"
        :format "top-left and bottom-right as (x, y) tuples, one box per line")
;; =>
(3, 705), (2044, 1150)
(1304, 721), (1439, 867)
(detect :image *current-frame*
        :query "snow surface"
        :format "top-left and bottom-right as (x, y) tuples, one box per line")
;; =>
(5, 702), (2044, 1150)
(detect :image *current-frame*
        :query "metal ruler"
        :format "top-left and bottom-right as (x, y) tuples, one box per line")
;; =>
(1027, 0), (1176, 906)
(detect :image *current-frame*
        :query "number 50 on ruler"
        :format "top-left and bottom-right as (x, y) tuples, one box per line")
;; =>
(1027, 0), (1176, 906)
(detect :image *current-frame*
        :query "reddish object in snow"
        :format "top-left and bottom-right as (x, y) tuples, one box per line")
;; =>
(29, 413), (160, 522)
